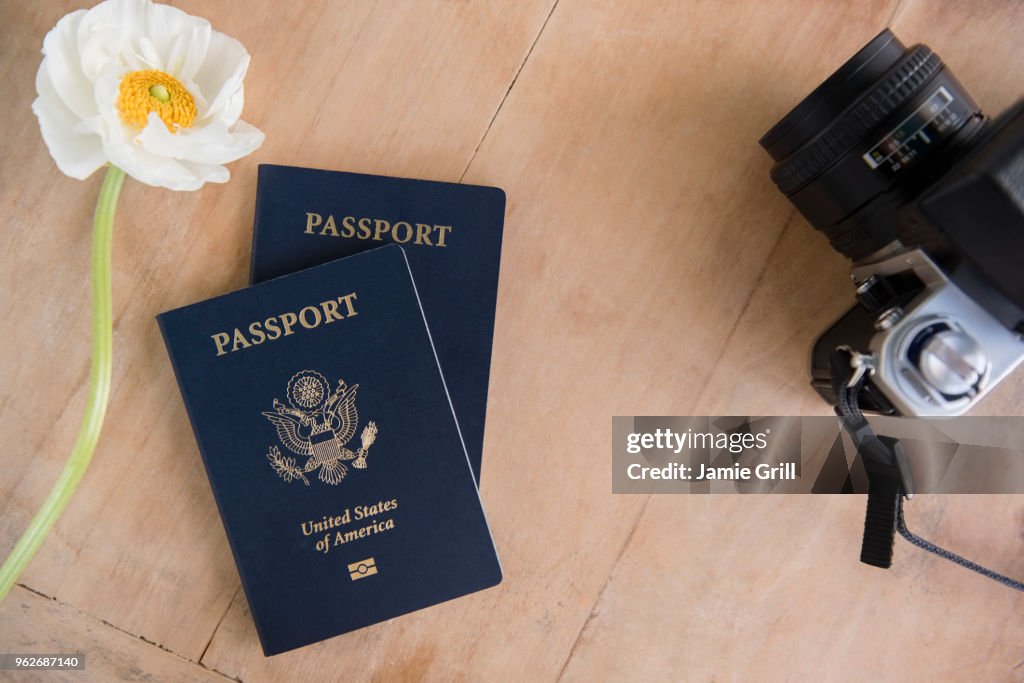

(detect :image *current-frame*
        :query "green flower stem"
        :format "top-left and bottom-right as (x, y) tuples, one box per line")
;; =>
(0, 165), (125, 602)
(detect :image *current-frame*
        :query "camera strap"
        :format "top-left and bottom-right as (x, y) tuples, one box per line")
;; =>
(829, 348), (1024, 592)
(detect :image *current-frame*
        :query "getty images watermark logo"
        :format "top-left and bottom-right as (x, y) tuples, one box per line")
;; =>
(611, 417), (807, 493)
(615, 415), (1024, 494)
(624, 426), (795, 482)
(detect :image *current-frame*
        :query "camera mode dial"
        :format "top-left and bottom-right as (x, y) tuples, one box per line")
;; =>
(913, 327), (987, 397)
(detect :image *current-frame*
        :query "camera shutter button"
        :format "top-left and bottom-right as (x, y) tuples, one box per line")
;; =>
(916, 329), (987, 397)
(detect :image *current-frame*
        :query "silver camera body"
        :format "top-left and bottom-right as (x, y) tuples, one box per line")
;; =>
(844, 249), (1024, 416)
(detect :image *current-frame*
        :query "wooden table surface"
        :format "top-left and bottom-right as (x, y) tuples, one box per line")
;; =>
(2, 1), (1023, 681)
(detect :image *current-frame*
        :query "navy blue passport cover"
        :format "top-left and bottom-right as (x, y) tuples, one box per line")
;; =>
(157, 245), (501, 656)
(249, 164), (506, 482)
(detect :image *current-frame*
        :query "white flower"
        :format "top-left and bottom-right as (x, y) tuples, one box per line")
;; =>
(32, 0), (264, 191)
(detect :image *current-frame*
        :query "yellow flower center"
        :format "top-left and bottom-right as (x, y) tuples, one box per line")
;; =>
(117, 69), (196, 132)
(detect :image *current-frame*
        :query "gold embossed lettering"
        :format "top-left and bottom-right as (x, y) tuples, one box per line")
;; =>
(303, 213), (454, 248)
(320, 215), (339, 236)
(264, 317), (282, 340)
(341, 215), (356, 238)
(279, 312), (298, 336)
(356, 217), (372, 239)
(210, 291), (359, 356)
(435, 225), (452, 247)
(321, 298), (344, 323)
(211, 332), (230, 356)
(248, 321), (266, 345)
(415, 223), (433, 245)
(338, 292), (358, 317)
(231, 328), (251, 352)
(305, 212), (322, 234)
(392, 221), (413, 243)
(298, 305), (322, 329)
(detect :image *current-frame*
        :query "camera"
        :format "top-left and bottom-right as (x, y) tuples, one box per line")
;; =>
(760, 29), (1024, 417)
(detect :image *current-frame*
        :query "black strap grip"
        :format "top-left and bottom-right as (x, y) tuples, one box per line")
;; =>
(860, 475), (901, 568)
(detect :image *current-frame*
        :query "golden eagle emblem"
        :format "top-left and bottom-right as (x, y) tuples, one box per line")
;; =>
(263, 370), (378, 486)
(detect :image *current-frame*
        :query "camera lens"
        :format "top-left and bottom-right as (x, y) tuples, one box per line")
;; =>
(760, 30), (985, 260)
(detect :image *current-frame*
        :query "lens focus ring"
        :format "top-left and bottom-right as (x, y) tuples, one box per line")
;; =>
(771, 47), (942, 195)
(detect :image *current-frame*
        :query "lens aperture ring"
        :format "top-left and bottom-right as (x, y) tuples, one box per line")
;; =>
(771, 47), (942, 195)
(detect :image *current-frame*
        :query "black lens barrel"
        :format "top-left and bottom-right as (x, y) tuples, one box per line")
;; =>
(761, 31), (907, 164)
(760, 30), (984, 261)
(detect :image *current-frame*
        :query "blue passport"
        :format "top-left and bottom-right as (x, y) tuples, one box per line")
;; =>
(249, 164), (506, 482)
(157, 246), (502, 655)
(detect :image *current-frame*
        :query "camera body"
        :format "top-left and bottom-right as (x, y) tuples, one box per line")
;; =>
(761, 30), (1024, 416)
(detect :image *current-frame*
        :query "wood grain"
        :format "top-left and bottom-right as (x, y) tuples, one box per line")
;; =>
(560, 495), (1024, 683)
(0, 585), (229, 682)
(2, 0), (1023, 681)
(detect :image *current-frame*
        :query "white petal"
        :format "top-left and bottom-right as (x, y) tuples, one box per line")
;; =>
(96, 109), (239, 191)
(218, 82), (245, 127)
(137, 112), (264, 165)
(40, 9), (95, 120)
(136, 36), (163, 70)
(77, 0), (212, 78)
(139, 0), (211, 72)
(192, 29), (249, 125)
(92, 69), (126, 141)
(103, 131), (226, 191)
(32, 61), (106, 180)
(76, 0), (137, 80)
(178, 161), (231, 188)
(166, 23), (211, 82)
(180, 75), (210, 116)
